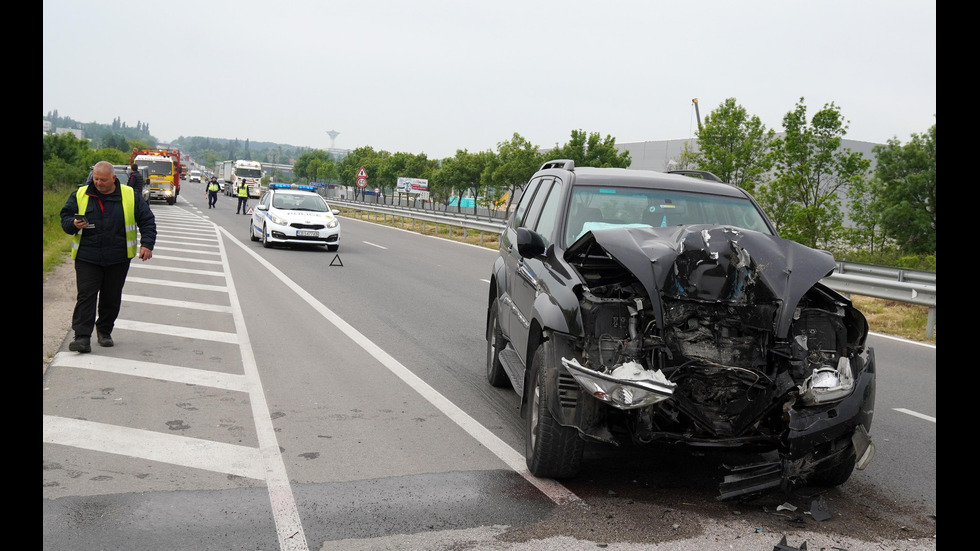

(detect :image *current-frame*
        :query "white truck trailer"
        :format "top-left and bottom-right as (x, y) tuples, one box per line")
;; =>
(220, 159), (263, 198)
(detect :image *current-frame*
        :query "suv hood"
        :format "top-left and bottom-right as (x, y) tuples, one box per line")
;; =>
(564, 225), (837, 337)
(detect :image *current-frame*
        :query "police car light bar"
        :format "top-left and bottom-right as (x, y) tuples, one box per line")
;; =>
(269, 183), (317, 191)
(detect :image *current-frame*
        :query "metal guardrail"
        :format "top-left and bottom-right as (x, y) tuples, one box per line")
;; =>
(332, 198), (936, 339)
(822, 261), (936, 339)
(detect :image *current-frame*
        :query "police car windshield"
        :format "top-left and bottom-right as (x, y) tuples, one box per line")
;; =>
(273, 193), (327, 212)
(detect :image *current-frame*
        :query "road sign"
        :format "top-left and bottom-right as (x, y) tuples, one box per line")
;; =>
(374, 188), (380, 194)
(357, 178), (367, 187)
(357, 166), (368, 178)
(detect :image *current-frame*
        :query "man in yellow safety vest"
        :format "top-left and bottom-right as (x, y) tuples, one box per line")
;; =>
(60, 161), (157, 353)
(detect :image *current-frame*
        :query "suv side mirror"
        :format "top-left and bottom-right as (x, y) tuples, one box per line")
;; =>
(516, 227), (546, 258)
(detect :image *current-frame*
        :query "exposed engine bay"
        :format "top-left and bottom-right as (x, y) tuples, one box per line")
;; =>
(559, 225), (875, 499)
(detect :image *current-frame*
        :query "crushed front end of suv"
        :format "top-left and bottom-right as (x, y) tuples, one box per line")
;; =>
(486, 160), (875, 500)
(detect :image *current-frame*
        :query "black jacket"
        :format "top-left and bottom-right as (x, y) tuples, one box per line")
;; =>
(127, 170), (144, 194)
(60, 178), (157, 266)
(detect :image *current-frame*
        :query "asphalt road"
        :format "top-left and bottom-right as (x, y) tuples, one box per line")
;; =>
(42, 187), (936, 550)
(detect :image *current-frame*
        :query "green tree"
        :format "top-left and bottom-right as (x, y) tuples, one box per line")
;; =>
(872, 123), (936, 254)
(85, 147), (129, 168)
(433, 149), (495, 213)
(42, 133), (89, 164)
(692, 98), (775, 192)
(489, 133), (543, 217)
(756, 98), (871, 249)
(293, 149), (334, 181)
(843, 175), (887, 254)
(42, 157), (87, 191)
(337, 146), (385, 201)
(547, 129), (631, 168)
(98, 132), (131, 152)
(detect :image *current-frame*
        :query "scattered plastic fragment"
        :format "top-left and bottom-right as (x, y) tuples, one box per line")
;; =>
(808, 496), (832, 522)
(772, 535), (808, 550)
(776, 502), (798, 512)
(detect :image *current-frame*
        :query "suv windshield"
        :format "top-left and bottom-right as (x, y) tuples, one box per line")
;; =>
(564, 186), (772, 245)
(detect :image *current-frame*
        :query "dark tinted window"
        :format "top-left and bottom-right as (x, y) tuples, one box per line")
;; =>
(533, 179), (563, 248)
(512, 177), (542, 229)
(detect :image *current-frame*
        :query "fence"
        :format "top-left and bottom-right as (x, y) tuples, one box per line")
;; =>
(331, 198), (936, 339)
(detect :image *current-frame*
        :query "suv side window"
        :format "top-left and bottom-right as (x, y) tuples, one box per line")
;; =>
(512, 177), (542, 229)
(533, 179), (563, 248)
(521, 177), (554, 231)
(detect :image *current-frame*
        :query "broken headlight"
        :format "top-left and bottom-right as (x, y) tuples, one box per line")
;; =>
(798, 356), (855, 405)
(562, 358), (676, 410)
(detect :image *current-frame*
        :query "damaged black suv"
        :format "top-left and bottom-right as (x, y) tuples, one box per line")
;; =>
(486, 159), (876, 500)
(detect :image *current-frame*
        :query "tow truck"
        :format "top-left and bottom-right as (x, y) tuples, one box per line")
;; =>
(130, 148), (181, 205)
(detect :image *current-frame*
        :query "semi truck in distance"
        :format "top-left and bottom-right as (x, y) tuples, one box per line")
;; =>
(219, 160), (263, 198)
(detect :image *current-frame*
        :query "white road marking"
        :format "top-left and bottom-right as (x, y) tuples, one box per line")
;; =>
(121, 293), (233, 313)
(215, 225), (310, 551)
(43, 416), (266, 479)
(223, 226), (581, 506)
(893, 408), (936, 423)
(45, 215), (310, 551)
(50, 352), (249, 391)
(362, 241), (387, 249)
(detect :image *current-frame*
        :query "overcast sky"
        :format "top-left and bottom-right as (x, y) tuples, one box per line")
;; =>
(43, 0), (935, 160)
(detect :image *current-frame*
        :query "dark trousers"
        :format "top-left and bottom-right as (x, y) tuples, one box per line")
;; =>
(71, 259), (131, 338)
(208, 191), (218, 207)
(237, 197), (248, 213)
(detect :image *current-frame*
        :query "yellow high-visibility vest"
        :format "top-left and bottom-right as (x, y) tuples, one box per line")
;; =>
(72, 185), (137, 259)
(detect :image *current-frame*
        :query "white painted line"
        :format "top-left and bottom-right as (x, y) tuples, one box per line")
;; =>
(152, 245), (221, 256)
(151, 254), (223, 265)
(893, 408), (936, 423)
(132, 264), (225, 277)
(126, 276), (227, 292)
(215, 227), (310, 551)
(154, 239), (220, 250)
(363, 241), (387, 249)
(869, 331), (936, 349)
(122, 293), (232, 313)
(50, 352), (249, 392)
(113, 318), (238, 344)
(222, 226), (581, 506)
(43, 416), (266, 479)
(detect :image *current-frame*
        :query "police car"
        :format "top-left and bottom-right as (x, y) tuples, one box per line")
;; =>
(249, 184), (341, 250)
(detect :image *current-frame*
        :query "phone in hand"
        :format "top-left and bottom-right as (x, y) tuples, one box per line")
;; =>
(74, 214), (88, 223)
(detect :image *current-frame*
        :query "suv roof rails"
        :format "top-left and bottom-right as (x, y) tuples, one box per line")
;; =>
(666, 170), (724, 183)
(539, 159), (575, 171)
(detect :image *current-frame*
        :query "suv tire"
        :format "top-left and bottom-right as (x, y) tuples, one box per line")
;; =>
(486, 301), (510, 387)
(525, 340), (584, 478)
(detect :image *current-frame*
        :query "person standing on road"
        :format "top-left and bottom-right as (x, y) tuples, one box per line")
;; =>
(127, 163), (144, 199)
(206, 176), (220, 209)
(60, 161), (157, 353)
(235, 179), (249, 214)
